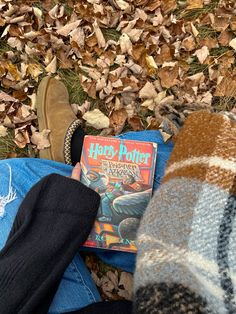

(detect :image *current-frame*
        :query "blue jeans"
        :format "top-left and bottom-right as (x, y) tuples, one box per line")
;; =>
(0, 130), (173, 313)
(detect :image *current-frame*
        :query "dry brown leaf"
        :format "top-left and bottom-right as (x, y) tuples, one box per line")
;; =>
(199, 38), (218, 50)
(152, 8), (163, 26)
(128, 116), (144, 131)
(12, 90), (27, 101)
(156, 44), (173, 64)
(191, 23), (199, 37)
(7, 37), (24, 50)
(81, 80), (97, 99)
(49, 4), (64, 19)
(14, 128), (30, 149)
(31, 129), (51, 150)
(33, 7), (44, 29)
(158, 65), (179, 89)
(146, 0), (161, 12)
(45, 56), (57, 74)
(159, 129), (172, 142)
(161, 0), (176, 13)
(193, 46), (209, 64)
(70, 27), (85, 48)
(0, 125), (7, 137)
(93, 20), (106, 48)
(139, 81), (158, 99)
(214, 75), (236, 98)
(182, 36), (196, 51)
(106, 271), (119, 288)
(219, 30), (233, 46)
(212, 15), (230, 32)
(27, 63), (43, 80)
(28, 93), (37, 110)
(83, 109), (110, 129)
(77, 100), (91, 116)
(0, 91), (18, 102)
(126, 29), (143, 43)
(6, 62), (21, 81)
(186, 0), (203, 9)
(110, 108), (128, 134)
(115, 0), (130, 11)
(58, 50), (73, 69)
(119, 272), (133, 299)
(119, 33), (133, 55)
(229, 38), (236, 51)
(56, 20), (81, 36)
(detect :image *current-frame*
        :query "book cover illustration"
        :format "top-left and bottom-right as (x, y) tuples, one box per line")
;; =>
(80, 135), (157, 253)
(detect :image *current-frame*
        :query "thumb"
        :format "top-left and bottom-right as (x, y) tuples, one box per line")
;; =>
(71, 163), (81, 181)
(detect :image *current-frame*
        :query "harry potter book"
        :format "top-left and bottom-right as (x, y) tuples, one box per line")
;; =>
(80, 135), (157, 253)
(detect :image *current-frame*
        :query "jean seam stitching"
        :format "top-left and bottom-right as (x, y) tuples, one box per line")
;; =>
(72, 258), (98, 303)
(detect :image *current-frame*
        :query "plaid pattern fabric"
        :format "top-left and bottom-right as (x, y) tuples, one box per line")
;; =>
(134, 112), (236, 314)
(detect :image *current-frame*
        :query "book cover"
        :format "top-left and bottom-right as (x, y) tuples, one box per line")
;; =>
(80, 135), (157, 253)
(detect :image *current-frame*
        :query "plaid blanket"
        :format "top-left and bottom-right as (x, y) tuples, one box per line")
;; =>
(134, 111), (236, 314)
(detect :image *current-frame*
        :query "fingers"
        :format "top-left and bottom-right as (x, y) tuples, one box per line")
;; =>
(71, 162), (81, 181)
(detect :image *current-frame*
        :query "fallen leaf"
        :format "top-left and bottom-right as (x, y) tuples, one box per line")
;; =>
(161, 0), (177, 14)
(126, 29), (143, 43)
(119, 272), (133, 299)
(229, 38), (236, 50)
(77, 100), (91, 116)
(128, 116), (144, 131)
(219, 30), (233, 46)
(106, 271), (119, 288)
(0, 125), (7, 137)
(146, 0), (161, 12)
(83, 109), (110, 129)
(115, 0), (130, 11)
(93, 20), (106, 48)
(146, 116), (160, 129)
(45, 56), (57, 74)
(186, 0), (203, 9)
(191, 23), (199, 37)
(27, 63), (43, 80)
(199, 37), (218, 50)
(0, 91), (18, 102)
(110, 108), (128, 134)
(214, 75), (236, 98)
(56, 20), (81, 36)
(159, 129), (172, 142)
(139, 81), (158, 99)
(7, 37), (24, 50)
(28, 93), (37, 110)
(119, 33), (133, 55)
(14, 128), (30, 148)
(158, 65), (179, 88)
(31, 129), (51, 149)
(48, 4), (64, 19)
(182, 36), (196, 51)
(146, 56), (158, 75)
(193, 46), (209, 64)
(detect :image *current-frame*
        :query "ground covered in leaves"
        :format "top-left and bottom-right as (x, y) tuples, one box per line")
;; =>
(0, 0), (236, 300)
(1, 0), (236, 158)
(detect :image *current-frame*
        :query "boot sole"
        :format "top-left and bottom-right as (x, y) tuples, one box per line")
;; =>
(36, 76), (53, 160)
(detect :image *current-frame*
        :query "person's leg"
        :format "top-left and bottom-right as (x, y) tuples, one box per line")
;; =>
(0, 158), (101, 313)
(36, 77), (174, 273)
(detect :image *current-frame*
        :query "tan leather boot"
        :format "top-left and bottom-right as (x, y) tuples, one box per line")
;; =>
(37, 77), (81, 164)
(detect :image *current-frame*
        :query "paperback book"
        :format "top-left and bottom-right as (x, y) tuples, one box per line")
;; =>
(81, 135), (157, 253)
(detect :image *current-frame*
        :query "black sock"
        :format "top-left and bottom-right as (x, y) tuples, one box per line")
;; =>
(71, 127), (86, 166)
(0, 174), (100, 314)
(66, 300), (132, 314)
